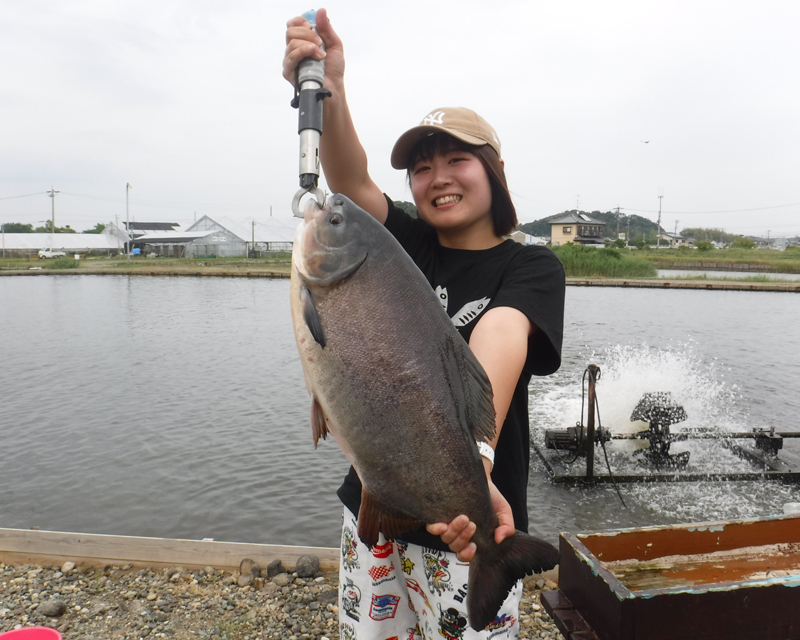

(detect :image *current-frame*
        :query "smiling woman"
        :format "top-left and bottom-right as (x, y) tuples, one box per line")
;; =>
(404, 127), (517, 245)
(283, 8), (565, 636)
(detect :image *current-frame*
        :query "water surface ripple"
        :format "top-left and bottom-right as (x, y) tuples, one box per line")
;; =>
(1, 276), (798, 547)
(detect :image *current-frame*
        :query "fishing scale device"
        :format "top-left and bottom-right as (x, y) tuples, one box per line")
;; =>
(291, 9), (330, 218)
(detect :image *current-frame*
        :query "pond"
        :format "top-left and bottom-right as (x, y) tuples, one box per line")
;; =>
(1, 275), (798, 548)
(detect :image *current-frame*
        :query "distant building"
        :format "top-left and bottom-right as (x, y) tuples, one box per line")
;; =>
(0, 231), (120, 257)
(659, 230), (688, 247)
(508, 230), (547, 246)
(1, 215), (303, 259)
(549, 213), (605, 246)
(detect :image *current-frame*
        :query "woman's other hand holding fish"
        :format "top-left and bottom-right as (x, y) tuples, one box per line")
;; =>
(427, 473), (515, 562)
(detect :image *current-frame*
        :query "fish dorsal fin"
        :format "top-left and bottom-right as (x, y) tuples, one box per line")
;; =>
(358, 489), (421, 549)
(310, 396), (329, 448)
(301, 285), (326, 347)
(461, 344), (496, 443)
(440, 334), (496, 443)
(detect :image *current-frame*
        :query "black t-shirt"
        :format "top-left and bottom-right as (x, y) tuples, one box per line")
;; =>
(337, 197), (565, 550)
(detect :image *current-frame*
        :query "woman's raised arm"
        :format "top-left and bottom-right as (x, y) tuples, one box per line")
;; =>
(283, 9), (387, 222)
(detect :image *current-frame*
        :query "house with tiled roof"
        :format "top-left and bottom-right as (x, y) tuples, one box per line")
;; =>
(549, 212), (606, 246)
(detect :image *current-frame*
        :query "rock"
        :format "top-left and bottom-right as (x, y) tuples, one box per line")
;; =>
(262, 582), (279, 595)
(61, 561), (76, 573)
(203, 566), (216, 576)
(266, 559), (285, 578)
(271, 573), (292, 587)
(316, 589), (338, 604)
(39, 599), (68, 617)
(239, 558), (261, 577)
(295, 555), (319, 578)
(237, 573), (254, 587)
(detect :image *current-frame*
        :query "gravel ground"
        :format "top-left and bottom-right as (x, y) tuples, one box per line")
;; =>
(0, 559), (564, 639)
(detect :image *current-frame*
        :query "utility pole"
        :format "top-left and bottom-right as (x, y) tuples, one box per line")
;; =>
(46, 186), (59, 248)
(615, 206), (621, 240)
(656, 194), (663, 248)
(627, 217), (630, 247)
(674, 220), (679, 247)
(252, 220), (256, 258)
(126, 183), (132, 263)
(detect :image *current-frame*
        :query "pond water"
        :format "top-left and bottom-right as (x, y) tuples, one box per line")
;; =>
(1, 275), (798, 548)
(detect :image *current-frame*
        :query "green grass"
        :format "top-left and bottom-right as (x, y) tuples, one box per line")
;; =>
(635, 246), (800, 273)
(658, 273), (795, 283)
(551, 244), (657, 278)
(46, 257), (79, 269)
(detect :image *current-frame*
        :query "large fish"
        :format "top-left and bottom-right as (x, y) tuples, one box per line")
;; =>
(290, 194), (558, 630)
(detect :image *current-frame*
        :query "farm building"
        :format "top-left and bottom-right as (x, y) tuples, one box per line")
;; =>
(2, 215), (302, 259)
(183, 215), (300, 256)
(0, 232), (120, 258)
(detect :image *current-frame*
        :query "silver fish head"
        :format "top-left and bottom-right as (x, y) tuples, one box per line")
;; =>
(293, 195), (372, 287)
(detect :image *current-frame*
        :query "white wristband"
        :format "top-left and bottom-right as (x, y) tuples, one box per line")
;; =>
(476, 441), (495, 468)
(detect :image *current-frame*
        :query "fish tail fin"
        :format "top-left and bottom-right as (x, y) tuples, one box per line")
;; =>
(467, 533), (559, 631)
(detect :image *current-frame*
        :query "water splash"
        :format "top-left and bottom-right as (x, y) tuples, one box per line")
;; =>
(527, 342), (800, 531)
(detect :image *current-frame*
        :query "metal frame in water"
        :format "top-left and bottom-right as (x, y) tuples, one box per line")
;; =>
(534, 364), (800, 484)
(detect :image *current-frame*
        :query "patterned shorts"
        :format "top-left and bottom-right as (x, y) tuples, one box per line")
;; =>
(338, 507), (522, 640)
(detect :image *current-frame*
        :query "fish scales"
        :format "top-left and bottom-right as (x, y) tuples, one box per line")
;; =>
(293, 212), (491, 526)
(290, 194), (559, 630)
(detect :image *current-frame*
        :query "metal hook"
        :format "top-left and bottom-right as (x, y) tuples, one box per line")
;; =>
(292, 186), (326, 218)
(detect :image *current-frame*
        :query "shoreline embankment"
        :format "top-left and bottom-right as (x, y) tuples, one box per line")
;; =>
(2, 268), (799, 292)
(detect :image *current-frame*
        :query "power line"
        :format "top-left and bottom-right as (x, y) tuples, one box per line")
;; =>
(59, 191), (269, 212)
(0, 192), (47, 200)
(624, 201), (800, 215)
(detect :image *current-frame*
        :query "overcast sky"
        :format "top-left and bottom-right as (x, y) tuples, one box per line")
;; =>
(1, 0), (798, 236)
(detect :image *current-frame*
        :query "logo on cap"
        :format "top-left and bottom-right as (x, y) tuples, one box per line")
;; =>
(422, 111), (445, 126)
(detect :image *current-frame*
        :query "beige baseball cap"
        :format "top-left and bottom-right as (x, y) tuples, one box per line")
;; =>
(390, 107), (502, 169)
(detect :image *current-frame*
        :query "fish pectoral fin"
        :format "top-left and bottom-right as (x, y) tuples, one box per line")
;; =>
(301, 285), (326, 347)
(357, 490), (421, 548)
(311, 396), (329, 448)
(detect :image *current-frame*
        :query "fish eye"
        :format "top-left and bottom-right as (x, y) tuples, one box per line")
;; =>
(329, 213), (344, 226)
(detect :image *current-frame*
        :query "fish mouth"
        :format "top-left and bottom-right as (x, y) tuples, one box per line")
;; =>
(433, 194), (462, 208)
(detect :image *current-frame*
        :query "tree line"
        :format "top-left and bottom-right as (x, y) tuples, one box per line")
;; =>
(1, 221), (106, 234)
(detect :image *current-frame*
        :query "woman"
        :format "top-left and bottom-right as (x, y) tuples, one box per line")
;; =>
(284, 10), (565, 639)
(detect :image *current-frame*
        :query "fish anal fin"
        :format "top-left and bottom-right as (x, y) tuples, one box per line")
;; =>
(380, 513), (423, 541)
(301, 285), (326, 347)
(311, 396), (329, 448)
(357, 489), (382, 549)
(357, 490), (421, 549)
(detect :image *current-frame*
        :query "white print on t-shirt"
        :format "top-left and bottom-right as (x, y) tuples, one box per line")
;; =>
(435, 286), (491, 328)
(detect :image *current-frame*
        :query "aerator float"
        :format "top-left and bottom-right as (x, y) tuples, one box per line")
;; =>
(536, 364), (800, 484)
